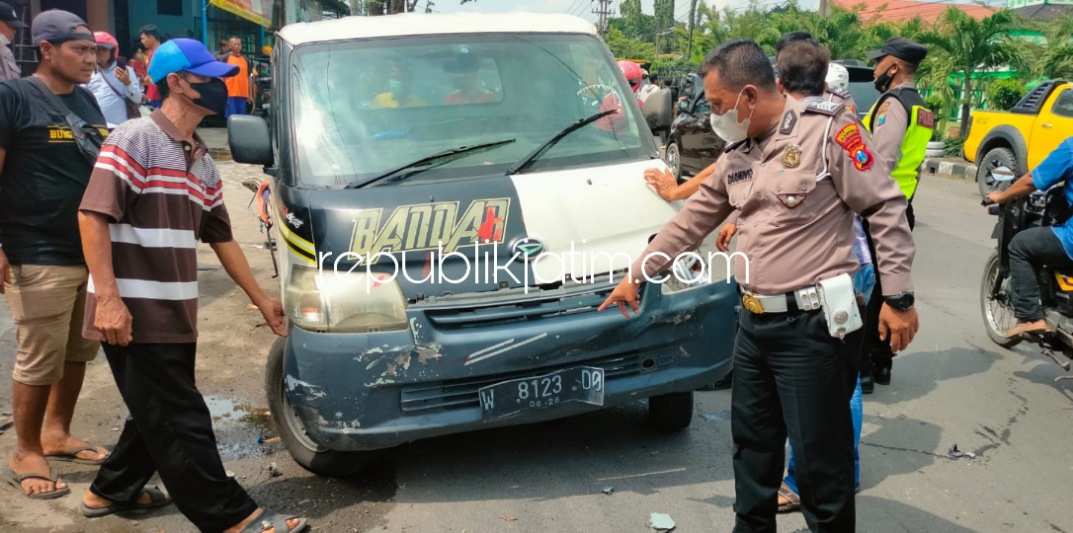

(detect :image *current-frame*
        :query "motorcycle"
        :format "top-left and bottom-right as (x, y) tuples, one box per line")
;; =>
(981, 166), (1073, 377)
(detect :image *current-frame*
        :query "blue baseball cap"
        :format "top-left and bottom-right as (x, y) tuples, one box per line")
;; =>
(148, 38), (239, 84)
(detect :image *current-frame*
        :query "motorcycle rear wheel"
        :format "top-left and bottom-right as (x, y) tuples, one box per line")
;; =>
(981, 250), (1022, 348)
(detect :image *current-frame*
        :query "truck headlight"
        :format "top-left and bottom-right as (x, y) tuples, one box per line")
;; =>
(284, 266), (409, 333)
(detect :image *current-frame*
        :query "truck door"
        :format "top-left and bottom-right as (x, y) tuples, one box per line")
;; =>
(1028, 87), (1073, 170)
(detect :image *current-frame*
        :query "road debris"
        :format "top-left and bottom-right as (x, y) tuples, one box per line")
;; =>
(948, 444), (964, 458)
(602, 486), (615, 495)
(225, 470), (236, 478)
(500, 515), (518, 522)
(268, 462), (283, 477)
(648, 513), (676, 531)
(247, 304), (260, 311)
(0, 416), (11, 431)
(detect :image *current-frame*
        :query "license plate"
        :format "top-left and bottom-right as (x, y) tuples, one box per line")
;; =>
(478, 366), (605, 421)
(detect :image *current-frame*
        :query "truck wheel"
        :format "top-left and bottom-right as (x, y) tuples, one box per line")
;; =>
(977, 147), (1019, 198)
(664, 141), (682, 181)
(265, 338), (384, 478)
(648, 391), (694, 432)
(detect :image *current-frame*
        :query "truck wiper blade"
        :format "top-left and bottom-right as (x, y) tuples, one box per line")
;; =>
(349, 138), (516, 188)
(505, 109), (616, 176)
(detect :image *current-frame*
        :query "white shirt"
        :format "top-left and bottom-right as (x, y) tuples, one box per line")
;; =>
(85, 63), (142, 128)
(0, 46), (19, 82)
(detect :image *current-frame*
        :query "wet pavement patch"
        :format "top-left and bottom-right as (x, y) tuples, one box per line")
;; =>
(205, 395), (279, 460)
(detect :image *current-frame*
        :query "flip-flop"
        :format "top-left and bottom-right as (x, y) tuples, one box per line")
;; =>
(80, 486), (171, 518)
(45, 444), (108, 465)
(776, 482), (801, 513)
(239, 510), (309, 533)
(2, 467), (70, 500)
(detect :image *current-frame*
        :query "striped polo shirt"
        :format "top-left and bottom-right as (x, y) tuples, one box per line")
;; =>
(80, 110), (232, 344)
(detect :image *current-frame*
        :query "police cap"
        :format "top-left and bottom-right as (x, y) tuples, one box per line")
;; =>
(866, 38), (927, 66)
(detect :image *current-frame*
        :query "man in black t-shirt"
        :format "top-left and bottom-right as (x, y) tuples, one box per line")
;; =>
(0, 10), (111, 501)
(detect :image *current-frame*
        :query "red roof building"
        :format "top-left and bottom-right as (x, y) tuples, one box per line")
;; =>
(832, 0), (997, 23)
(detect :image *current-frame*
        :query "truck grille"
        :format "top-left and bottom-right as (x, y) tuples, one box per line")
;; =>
(420, 284), (624, 329)
(399, 350), (675, 414)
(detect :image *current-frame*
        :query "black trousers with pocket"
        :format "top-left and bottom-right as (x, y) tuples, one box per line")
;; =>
(90, 342), (258, 532)
(732, 306), (862, 533)
(862, 203), (915, 373)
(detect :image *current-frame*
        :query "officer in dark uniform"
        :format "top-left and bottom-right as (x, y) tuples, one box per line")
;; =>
(600, 39), (919, 532)
(861, 38), (934, 388)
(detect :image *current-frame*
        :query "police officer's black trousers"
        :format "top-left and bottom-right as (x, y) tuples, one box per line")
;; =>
(732, 307), (862, 533)
(862, 203), (915, 373)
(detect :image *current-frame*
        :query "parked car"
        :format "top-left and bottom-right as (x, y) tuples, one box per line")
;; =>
(661, 62), (880, 180)
(228, 12), (738, 478)
(964, 80), (1073, 197)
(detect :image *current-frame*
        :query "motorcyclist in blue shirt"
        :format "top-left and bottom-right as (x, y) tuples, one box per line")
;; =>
(986, 137), (1073, 338)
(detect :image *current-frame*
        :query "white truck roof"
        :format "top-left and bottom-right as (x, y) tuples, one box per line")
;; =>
(278, 12), (598, 46)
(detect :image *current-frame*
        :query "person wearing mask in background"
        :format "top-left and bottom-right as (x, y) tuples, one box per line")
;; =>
(0, 9), (110, 500)
(860, 38), (934, 388)
(138, 25), (164, 109)
(224, 36), (252, 118)
(0, 2), (26, 81)
(604, 39), (918, 532)
(128, 43), (147, 87)
(77, 37), (308, 533)
(444, 54), (494, 105)
(86, 32), (142, 129)
(374, 61), (424, 108)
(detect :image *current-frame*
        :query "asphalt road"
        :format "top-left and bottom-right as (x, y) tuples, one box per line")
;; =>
(2, 164), (1073, 533)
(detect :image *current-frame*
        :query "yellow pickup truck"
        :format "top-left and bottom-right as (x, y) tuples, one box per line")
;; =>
(964, 80), (1073, 197)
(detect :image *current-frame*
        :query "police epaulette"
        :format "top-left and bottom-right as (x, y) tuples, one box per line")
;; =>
(804, 101), (845, 116)
(828, 88), (851, 100)
(724, 140), (747, 153)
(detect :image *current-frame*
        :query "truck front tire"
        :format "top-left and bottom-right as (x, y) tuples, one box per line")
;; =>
(976, 147), (1019, 198)
(266, 338), (385, 478)
(648, 391), (694, 432)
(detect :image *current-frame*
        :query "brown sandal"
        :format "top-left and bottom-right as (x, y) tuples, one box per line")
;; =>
(777, 482), (801, 513)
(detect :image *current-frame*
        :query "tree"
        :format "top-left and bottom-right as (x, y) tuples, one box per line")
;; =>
(918, 8), (1025, 136)
(605, 26), (656, 59)
(1027, 16), (1073, 81)
(986, 78), (1027, 111)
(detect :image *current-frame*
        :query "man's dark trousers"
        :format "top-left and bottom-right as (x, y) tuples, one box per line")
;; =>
(732, 306), (862, 533)
(89, 342), (258, 532)
(863, 203), (914, 376)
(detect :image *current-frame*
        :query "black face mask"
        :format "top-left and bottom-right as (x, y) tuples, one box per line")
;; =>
(874, 66), (896, 93)
(184, 77), (229, 115)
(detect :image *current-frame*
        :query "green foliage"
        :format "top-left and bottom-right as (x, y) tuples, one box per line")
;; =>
(944, 136), (965, 157)
(985, 78), (1026, 111)
(604, 27), (656, 60)
(1024, 16), (1073, 81)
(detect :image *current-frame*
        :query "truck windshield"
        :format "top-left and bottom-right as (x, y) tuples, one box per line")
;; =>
(289, 33), (649, 188)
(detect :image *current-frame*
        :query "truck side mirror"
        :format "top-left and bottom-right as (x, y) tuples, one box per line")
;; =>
(228, 115), (273, 166)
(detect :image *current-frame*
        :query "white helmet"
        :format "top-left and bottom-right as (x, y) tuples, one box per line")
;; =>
(826, 63), (850, 93)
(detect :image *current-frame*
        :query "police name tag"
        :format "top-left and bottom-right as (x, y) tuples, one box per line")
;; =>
(478, 366), (605, 421)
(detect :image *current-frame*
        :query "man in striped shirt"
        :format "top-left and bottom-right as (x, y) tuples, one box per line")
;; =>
(77, 38), (307, 533)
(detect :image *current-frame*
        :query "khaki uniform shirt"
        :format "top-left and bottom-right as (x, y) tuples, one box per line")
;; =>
(825, 88), (856, 115)
(0, 46), (19, 82)
(631, 95), (914, 296)
(870, 81), (915, 174)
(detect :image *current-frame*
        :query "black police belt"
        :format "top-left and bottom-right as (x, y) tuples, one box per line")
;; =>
(741, 286), (822, 314)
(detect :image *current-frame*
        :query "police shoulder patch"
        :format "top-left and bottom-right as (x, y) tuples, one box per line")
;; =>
(834, 122), (874, 171)
(779, 110), (797, 134)
(828, 87), (851, 100)
(804, 101), (844, 116)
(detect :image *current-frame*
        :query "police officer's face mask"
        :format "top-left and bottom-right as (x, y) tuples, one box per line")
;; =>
(874, 63), (897, 93)
(709, 87), (753, 143)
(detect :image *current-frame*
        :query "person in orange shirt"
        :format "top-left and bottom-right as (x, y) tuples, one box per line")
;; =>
(223, 36), (252, 118)
(444, 55), (495, 105)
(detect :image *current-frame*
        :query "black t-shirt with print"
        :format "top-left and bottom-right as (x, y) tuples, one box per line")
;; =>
(0, 78), (107, 266)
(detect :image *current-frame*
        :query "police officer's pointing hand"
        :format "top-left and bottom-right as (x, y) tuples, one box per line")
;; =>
(598, 277), (641, 318)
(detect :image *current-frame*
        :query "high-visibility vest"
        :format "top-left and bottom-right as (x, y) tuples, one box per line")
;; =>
(864, 87), (935, 200)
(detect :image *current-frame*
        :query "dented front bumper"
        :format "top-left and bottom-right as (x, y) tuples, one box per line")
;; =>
(281, 280), (738, 451)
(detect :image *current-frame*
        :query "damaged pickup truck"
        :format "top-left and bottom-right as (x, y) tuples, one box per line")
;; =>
(228, 12), (738, 477)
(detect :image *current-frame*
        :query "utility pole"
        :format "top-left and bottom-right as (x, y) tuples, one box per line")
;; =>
(686, 0), (698, 59)
(819, 0), (828, 16)
(593, 0), (613, 36)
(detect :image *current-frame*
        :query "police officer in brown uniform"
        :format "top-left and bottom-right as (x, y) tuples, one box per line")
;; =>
(600, 39), (919, 532)
(861, 38), (932, 387)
